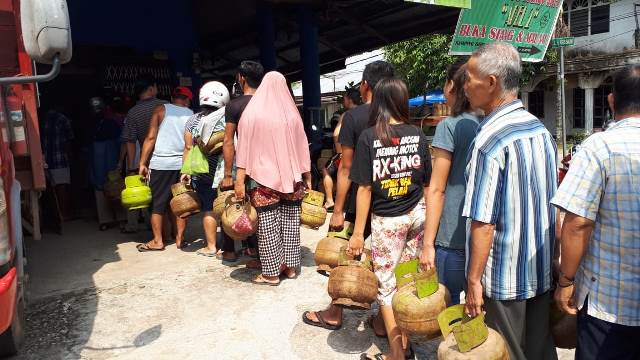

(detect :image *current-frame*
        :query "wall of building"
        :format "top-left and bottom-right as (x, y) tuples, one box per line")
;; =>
(572, 0), (637, 54)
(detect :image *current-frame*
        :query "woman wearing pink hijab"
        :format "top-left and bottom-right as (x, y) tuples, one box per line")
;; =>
(234, 71), (312, 286)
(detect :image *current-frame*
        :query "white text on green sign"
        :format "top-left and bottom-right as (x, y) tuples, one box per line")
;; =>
(551, 37), (575, 47)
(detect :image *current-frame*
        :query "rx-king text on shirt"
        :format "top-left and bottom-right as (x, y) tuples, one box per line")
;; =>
(372, 136), (422, 198)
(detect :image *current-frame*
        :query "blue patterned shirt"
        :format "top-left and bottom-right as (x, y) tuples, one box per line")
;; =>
(463, 100), (557, 301)
(551, 117), (640, 326)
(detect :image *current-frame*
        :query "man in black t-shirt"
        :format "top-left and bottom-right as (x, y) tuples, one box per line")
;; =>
(219, 61), (264, 264)
(302, 60), (395, 333)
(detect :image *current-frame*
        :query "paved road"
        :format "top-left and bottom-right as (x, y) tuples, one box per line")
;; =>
(13, 217), (575, 360)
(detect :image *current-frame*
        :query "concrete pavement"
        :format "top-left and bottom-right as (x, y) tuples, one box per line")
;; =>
(13, 216), (575, 360)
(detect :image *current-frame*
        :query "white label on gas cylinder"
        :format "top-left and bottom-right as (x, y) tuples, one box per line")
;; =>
(10, 110), (23, 122)
(1, 128), (8, 142)
(13, 127), (25, 141)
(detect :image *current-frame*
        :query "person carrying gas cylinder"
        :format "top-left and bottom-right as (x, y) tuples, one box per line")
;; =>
(349, 78), (432, 360)
(233, 71), (312, 286)
(181, 81), (230, 257)
(138, 87), (194, 252)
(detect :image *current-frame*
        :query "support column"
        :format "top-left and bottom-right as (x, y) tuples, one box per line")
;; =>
(584, 87), (595, 134)
(258, 1), (277, 71)
(298, 5), (322, 146)
(520, 91), (530, 111)
(578, 71), (608, 135)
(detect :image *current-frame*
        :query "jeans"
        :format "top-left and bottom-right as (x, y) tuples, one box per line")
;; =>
(435, 246), (466, 305)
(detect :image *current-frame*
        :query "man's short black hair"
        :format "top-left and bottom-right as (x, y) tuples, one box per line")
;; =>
(134, 74), (157, 98)
(345, 88), (362, 105)
(362, 60), (395, 91)
(238, 61), (265, 89)
(613, 65), (640, 116)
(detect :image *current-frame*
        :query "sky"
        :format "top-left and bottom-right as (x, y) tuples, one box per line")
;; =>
(292, 49), (384, 97)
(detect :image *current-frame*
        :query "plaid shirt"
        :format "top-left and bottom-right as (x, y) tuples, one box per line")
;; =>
(551, 117), (640, 326)
(463, 100), (557, 301)
(42, 111), (74, 169)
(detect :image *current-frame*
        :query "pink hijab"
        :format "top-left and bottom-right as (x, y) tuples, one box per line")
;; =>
(236, 71), (311, 194)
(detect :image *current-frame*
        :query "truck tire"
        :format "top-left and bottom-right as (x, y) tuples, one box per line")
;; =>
(0, 293), (25, 356)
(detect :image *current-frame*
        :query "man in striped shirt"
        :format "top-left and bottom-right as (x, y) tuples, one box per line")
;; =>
(121, 75), (167, 172)
(462, 42), (557, 360)
(120, 75), (167, 233)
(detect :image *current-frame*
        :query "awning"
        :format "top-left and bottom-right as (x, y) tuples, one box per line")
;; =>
(409, 90), (446, 107)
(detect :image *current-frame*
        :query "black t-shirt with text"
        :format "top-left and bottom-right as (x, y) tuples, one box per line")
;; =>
(225, 95), (253, 125)
(338, 103), (370, 149)
(350, 124), (431, 217)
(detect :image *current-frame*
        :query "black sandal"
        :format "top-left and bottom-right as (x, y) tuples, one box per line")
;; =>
(301, 311), (342, 330)
(136, 243), (165, 252)
(360, 353), (384, 360)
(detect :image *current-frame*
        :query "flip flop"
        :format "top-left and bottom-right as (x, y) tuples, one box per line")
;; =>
(301, 311), (342, 331)
(196, 248), (218, 257)
(252, 274), (280, 286)
(367, 315), (387, 338)
(361, 354), (384, 360)
(325, 206), (334, 213)
(137, 243), (165, 252)
(283, 268), (298, 279)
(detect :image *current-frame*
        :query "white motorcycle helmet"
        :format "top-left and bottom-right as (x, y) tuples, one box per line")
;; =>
(199, 81), (230, 109)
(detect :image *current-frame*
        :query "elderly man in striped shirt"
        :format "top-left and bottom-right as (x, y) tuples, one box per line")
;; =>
(462, 42), (558, 360)
(552, 65), (640, 360)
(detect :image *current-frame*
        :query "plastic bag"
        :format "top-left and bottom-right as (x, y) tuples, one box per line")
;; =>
(181, 146), (209, 175)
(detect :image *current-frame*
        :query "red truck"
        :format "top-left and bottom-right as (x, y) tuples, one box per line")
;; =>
(0, 0), (71, 355)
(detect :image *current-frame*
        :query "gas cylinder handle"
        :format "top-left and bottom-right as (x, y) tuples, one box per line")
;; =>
(437, 305), (489, 353)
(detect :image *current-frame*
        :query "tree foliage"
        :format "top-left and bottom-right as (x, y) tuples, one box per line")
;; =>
(384, 34), (455, 97)
(384, 33), (559, 96)
(521, 48), (559, 86)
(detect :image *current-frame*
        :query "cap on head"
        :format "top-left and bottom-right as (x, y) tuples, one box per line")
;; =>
(173, 86), (193, 101)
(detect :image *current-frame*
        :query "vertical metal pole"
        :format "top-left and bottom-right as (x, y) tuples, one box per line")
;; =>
(560, 46), (567, 158)
(258, 1), (277, 71)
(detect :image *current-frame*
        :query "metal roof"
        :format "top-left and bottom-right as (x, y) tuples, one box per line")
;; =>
(194, 0), (460, 80)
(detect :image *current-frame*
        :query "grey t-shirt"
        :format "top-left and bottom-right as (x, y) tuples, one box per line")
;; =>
(431, 112), (479, 250)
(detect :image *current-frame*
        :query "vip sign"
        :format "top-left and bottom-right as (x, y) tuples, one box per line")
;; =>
(449, 0), (563, 62)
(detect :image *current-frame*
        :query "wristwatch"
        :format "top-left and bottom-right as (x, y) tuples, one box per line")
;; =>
(558, 272), (575, 288)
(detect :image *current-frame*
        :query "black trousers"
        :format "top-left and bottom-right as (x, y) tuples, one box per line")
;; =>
(576, 298), (640, 360)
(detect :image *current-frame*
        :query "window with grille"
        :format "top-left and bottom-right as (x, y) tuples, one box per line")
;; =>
(593, 85), (612, 129)
(564, 0), (610, 37)
(573, 88), (585, 128)
(528, 90), (545, 119)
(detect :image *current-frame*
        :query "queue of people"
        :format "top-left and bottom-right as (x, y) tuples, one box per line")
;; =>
(109, 42), (638, 360)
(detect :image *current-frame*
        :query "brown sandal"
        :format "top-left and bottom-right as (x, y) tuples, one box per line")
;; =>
(252, 274), (280, 286)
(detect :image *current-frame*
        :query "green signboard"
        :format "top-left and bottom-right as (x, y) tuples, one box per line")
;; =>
(551, 37), (575, 47)
(449, 0), (563, 62)
(406, 0), (472, 9)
